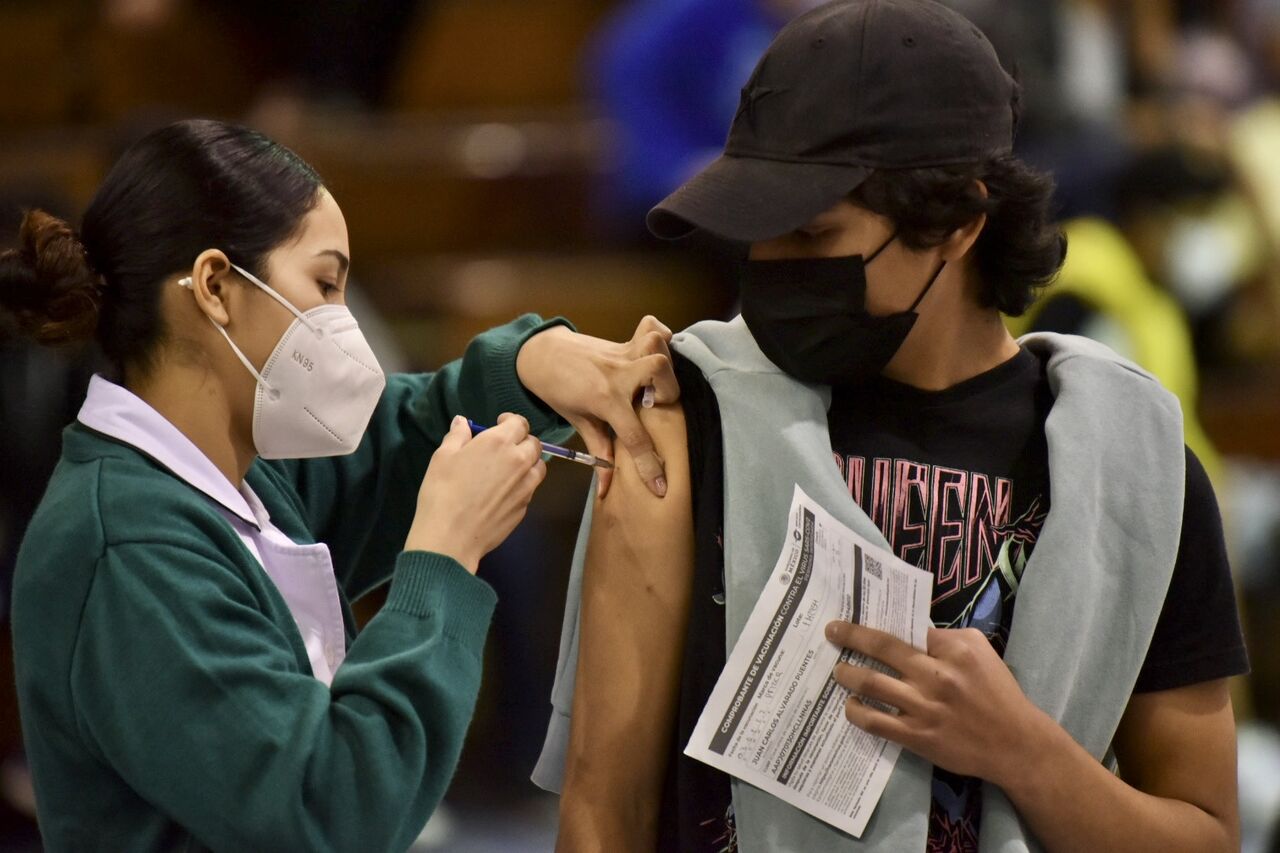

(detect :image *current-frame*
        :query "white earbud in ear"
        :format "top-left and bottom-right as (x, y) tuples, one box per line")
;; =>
(178, 276), (193, 288)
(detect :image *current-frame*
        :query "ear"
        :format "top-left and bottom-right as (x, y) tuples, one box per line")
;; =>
(186, 250), (235, 326)
(939, 180), (989, 263)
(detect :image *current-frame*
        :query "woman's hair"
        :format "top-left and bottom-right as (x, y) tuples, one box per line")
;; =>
(849, 154), (1066, 317)
(0, 119), (323, 369)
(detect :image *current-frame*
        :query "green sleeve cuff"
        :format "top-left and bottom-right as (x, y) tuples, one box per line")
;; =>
(487, 313), (576, 439)
(385, 551), (498, 647)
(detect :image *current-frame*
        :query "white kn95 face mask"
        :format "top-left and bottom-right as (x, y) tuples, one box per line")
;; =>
(179, 262), (386, 459)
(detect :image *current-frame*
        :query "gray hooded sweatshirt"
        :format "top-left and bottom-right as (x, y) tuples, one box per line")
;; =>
(535, 317), (1185, 852)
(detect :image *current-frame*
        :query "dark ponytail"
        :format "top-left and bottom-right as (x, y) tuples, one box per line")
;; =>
(0, 210), (104, 345)
(0, 119), (323, 370)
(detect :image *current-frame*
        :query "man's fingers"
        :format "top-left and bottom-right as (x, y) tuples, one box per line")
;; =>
(608, 405), (667, 498)
(826, 621), (923, 675)
(927, 626), (988, 659)
(833, 663), (922, 716)
(843, 695), (911, 744)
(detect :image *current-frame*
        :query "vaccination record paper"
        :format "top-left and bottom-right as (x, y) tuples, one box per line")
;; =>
(685, 484), (933, 838)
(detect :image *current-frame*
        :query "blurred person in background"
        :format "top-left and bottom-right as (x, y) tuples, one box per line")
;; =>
(1106, 145), (1268, 367)
(1008, 144), (1272, 482)
(0, 118), (680, 851)
(585, 0), (826, 234)
(0, 191), (103, 839)
(105, 0), (426, 124)
(1239, 0), (1280, 91)
(939, 0), (1136, 220)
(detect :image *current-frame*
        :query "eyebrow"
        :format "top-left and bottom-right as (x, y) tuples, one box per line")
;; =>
(315, 249), (350, 274)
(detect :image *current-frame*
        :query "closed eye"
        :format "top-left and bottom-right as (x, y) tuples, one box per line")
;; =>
(317, 280), (340, 296)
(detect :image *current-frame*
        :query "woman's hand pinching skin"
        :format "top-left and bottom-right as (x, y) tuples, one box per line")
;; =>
(516, 316), (681, 498)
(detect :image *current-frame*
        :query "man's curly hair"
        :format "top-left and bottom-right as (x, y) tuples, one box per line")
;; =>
(850, 154), (1066, 316)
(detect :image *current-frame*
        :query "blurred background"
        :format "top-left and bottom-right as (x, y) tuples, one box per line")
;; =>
(2, 0), (1280, 850)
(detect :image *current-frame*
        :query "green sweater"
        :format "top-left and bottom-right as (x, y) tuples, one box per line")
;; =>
(13, 314), (573, 852)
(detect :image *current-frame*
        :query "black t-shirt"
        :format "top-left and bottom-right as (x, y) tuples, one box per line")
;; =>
(659, 347), (1249, 853)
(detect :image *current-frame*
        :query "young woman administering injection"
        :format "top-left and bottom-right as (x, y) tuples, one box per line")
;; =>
(0, 119), (677, 851)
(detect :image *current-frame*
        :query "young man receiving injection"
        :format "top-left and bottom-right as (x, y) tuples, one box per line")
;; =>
(534, 2), (1248, 851)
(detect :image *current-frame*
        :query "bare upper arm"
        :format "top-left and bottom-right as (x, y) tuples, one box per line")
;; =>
(575, 398), (695, 696)
(559, 402), (697, 841)
(1113, 679), (1240, 839)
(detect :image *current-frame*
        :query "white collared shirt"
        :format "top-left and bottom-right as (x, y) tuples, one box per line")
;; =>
(77, 375), (347, 685)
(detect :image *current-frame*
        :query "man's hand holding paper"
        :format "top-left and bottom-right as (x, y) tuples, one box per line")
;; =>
(827, 621), (1045, 787)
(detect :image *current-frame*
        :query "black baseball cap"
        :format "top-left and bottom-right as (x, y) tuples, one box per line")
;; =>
(647, 0), (1018, 243)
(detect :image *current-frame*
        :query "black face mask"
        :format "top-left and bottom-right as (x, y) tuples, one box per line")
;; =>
(739, 235), (945, 386)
